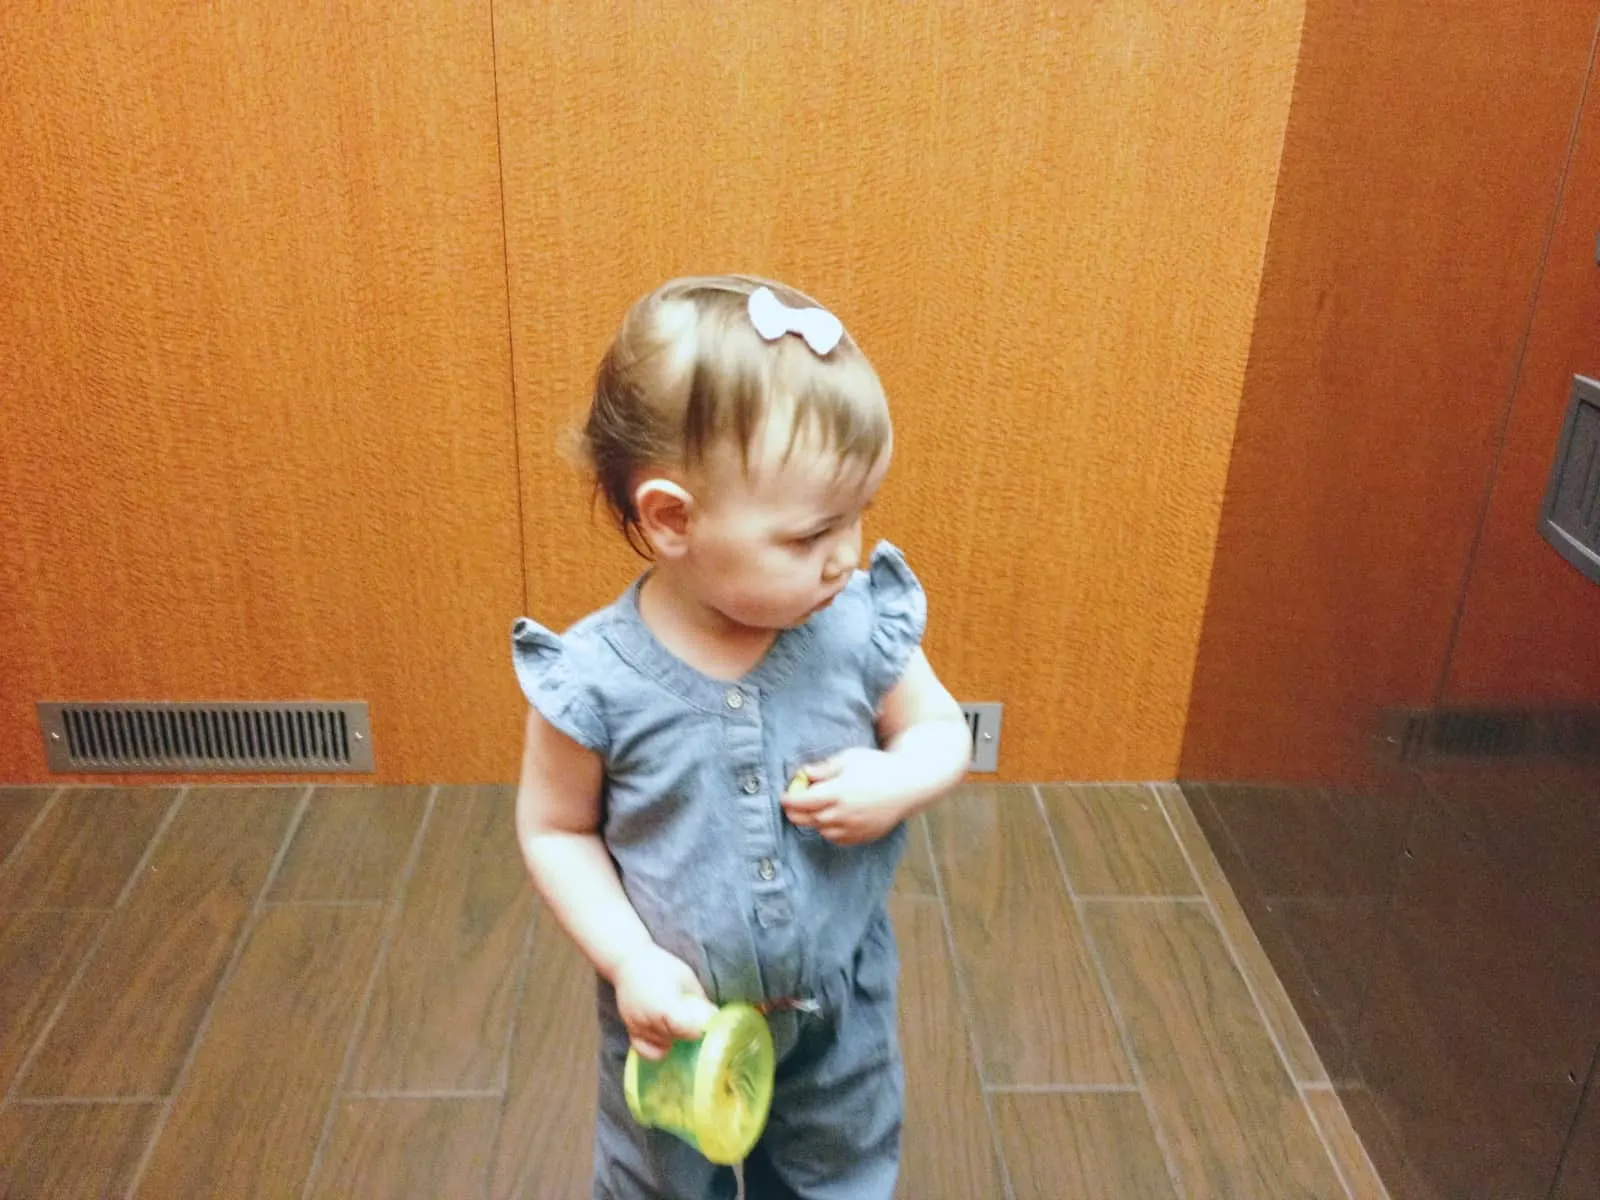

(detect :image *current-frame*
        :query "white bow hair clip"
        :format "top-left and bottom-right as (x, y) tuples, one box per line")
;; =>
(747, 286), (844, 356)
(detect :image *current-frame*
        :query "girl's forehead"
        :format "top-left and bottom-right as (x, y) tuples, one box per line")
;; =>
(761, 416), (886, 483)
(703, 422), (890, 509)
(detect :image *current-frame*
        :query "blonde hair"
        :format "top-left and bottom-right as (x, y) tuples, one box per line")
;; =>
(584, 274), (890, 556)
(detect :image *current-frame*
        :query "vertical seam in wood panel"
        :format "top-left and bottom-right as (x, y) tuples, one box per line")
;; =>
(124, 785), (312, 1197)
(1435, 16), (1600, 706)
(297, 784), (439, 1200)
(1034, 786), (1189, 1200)
(487, 0), (530, 617)
(921, 812), (1016, 1200)
(1148, 783), (1355, 1200)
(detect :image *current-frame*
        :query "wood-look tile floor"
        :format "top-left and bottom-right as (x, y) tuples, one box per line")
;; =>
(0, 782), (1386, 1199)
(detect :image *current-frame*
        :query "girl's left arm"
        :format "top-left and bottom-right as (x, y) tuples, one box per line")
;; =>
(873, 647), (973, 816)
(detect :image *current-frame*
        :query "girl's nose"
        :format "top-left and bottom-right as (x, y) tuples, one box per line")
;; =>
(823, 530), (860, 581)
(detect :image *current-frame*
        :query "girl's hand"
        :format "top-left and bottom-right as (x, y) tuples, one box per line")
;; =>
(781, 748), (915, 846)
(613, 945), (719, 1060)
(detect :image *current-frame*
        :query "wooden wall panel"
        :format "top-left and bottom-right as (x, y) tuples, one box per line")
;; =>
(494, 1), (1304, 781)
(1444, 62), (1600, 704)
(1182, 6), (1600, 784)
(0, 4), (526, 783)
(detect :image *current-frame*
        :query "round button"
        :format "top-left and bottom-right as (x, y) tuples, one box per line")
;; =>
(756, 857), (776, 881)
(742, 775), (762, 795)
(724, 690), (745, 710)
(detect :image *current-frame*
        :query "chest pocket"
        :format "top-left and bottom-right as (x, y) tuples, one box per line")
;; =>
(782, 727), (877, 839)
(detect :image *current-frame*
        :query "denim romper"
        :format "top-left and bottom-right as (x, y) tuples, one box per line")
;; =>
(511, 541), (926, 1200)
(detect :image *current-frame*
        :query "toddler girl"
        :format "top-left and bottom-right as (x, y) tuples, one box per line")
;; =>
(511, 274), (971, 1199)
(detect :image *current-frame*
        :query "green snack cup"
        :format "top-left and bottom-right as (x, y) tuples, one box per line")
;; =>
(623, 1002), (776, 1165)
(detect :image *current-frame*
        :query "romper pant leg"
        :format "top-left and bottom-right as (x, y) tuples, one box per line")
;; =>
(743, 913), (904, 1200)
(592, 985), (740, 1200)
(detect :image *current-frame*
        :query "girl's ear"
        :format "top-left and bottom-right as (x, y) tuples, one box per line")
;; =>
(634, 477), (696, 559)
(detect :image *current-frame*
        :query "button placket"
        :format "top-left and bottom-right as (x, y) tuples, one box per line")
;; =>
(723, 689), (791, 928)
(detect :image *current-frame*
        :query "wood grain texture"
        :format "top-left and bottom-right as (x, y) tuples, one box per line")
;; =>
(1159, 785), (1327, 1084)
(1183, 4), (1600, 783)
(490, 900), (599, 1200)
(0, 2), (525, 786)
(493, 0), (1305, 781)
(19, 788), (298, 1098)
(1180, 779), (1406, 1084)
(994, 1092), (1177, 1200)
(1305, 1088), (1391, 1200)
(0, 1102), (161, 1200)
(0, 911), (106, 1092)
(0, 780), (1366, 1196)
(1444, 45), (1600, 704)
(891, 813), (937, 899)
(349, 786), (530, 1093)
(1041, 784), (1199, 897)
(137, 904), (384, 1197)
(1088, 902), (1346, 1198)
(0, 788), (176, 910)
(307, 1098), (500, 1200)
(891, 895), (1006, 1199)
(0, 789), (54, 866)
(928, 786), (1129, 1085)
(269, 786), (430, 904)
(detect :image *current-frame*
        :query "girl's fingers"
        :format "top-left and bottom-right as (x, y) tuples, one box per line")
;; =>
(782, 789), (833, 814)
(799, 756), (845, 783)
(669, 996), (717, 1041)
(632, 1034), (669, 1060)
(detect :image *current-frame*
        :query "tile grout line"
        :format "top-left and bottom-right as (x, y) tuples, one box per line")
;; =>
(1305, 1089), (1391, 1200)
(480, 893), (542, 1200)
(0, 785), (65, 879)
(493, 894), (539, 1096)
(1075, 895), (1208, 905)
(984, 1082), (1143, 1095)
(1155, 784), (1334, 1080)
(1149, 783), (1359, 1200)
(921, 809), (1017, 1200)
(112, 790), (191, 910)
(344, 1087), (505, 1101)
(1034, 785), (1190, 1200)
(12, 1094), (166, 1107)
(297, 784), (440, 1200)
(124, 784), (315, 1199)
(1188, 782), (1361, 1071)
(2, 787), (189, 1108)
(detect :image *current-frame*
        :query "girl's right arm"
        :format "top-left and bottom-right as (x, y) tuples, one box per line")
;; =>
(513, 706), (716, 1058)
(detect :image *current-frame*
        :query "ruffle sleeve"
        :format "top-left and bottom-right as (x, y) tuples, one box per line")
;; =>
(865, 541), (929, 707)
(510, 617), (609, 754)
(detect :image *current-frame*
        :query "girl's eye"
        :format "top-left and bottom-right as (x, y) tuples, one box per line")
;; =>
(793, 530), (827, 548)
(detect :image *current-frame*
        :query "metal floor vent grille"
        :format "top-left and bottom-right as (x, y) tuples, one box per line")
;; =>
(37, 702), (373, 774)
(1378, 706), (1600, 765)
(961, 703), (1003, 773)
